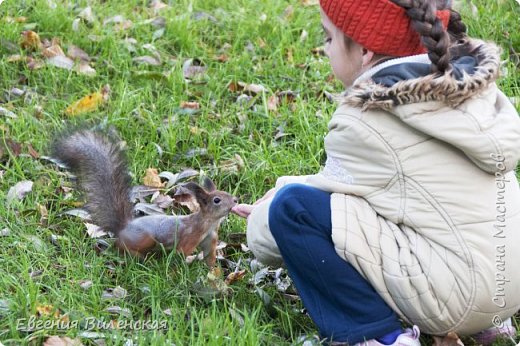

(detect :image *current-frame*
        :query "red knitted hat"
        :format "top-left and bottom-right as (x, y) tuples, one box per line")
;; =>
(320, 0), (451, 56)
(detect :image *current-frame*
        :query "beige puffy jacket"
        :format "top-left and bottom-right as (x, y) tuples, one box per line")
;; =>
(246, 38), (520, 335)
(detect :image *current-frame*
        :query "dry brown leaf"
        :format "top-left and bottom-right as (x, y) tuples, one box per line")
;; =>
(65, 85), (110, 116)
(143, 168), (164, 188)
(16, 16), (28, 23)
(432, 333), (464, 346)
(42, 41), (65, 58)
(215, 54), (228, 62)
(36, 304), (59, 317)
(43, 336), (83, 346)
(20, 30), (42, 50)
(27, 143), (40, 159)
(150, 0), (170, 12)
(180, 101), (200, 110)
(225, 270), (246, 285)
(267, 94), (278, 111)
(67, 45), (91, 61)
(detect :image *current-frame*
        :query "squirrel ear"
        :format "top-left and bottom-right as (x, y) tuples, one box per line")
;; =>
(201, 177), (216, 192)
(172, 186), (195, 203)
(176, 182), (208, 201)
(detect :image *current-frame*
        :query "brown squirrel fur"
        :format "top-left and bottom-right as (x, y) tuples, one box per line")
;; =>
(52, 130), (237, 266)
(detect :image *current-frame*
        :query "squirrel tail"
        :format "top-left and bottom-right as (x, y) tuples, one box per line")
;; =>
(52, 130), (134, 235)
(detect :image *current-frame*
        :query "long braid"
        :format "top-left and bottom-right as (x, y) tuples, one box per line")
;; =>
(390, 0), (452, 74)
(447, 9), (467, 41)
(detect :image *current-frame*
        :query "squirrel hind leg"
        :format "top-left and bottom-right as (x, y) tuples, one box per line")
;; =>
(116, 232), (157, 258)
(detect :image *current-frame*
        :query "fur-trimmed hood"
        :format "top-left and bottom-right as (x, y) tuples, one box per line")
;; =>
(341, 38), (502, 111)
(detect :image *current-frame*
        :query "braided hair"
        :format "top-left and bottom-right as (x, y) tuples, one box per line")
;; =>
(390, 0), (468, 74)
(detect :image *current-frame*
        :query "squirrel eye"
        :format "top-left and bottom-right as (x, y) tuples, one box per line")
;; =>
(213, 197), (221, 204)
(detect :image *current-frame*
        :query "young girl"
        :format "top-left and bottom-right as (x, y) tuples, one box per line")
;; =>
(232, 0), (520, 345)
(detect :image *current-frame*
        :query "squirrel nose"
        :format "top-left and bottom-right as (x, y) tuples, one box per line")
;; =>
(233, 197), (238, 204)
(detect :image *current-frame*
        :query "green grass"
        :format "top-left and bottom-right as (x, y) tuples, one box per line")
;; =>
(1, 0), (519, 345)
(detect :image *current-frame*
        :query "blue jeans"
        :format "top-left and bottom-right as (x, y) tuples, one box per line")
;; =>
(268, 184), (402, 344)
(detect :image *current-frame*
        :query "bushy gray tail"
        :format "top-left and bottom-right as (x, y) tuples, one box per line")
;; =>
(52, 130), (134, 234)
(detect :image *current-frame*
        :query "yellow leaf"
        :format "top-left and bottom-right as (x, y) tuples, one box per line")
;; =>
(65, 85), (110, 116)
(20, 30), (42, 51)
(143, 168), (164, 188)
(36, 304), (55, 317)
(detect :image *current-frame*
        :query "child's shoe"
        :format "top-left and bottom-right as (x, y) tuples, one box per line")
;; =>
(470, 318), (516, 345)
(351, 326), (421, 346)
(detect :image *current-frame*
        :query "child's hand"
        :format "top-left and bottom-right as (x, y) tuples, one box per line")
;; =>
(231, 188), (276, 218)
(231, 203), (254, 218)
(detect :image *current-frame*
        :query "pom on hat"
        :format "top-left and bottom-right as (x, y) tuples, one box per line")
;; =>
(320, 0), (451, 56)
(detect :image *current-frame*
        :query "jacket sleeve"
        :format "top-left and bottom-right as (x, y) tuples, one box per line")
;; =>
(245, 175), (313, 267)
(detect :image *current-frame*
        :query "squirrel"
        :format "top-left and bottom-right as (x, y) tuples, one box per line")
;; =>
(51, 129), (237, 266)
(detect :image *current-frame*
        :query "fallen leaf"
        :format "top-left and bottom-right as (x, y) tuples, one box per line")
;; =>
(215, 54), (228, 62)
(132, 55), (161, 66)
(37, 203), (48, 224)
(27, 143), (40, 159)
(27, 57), (45, 70)
(61, 208), (91, 220)
(0, 107), (17, 118)
(103, 15), (125, 26)
(432, 332), (464, 346)
(79, 280), (93, 290)
(43, 336), (83, 346)
(36, 304), (58, 317)
(42, 40), (65, 58)
(282, 5), (294, 19)
(78, 6), (95, 24)
(180, 101), (200, 110)
(47, 55), (74, 70)
(7, 180), (33, 203)
(105, 306), (132, 318)
(152, 28), (165, 39)
(20, 30), (42, 50)
(150, 0), (169, 13)
(102, 286), (128, 300)
(75, 61), (96, 76)
(144, 16), (166, 28)
(67, 45), (91, 61)
(114, 20), (133, 31)
(84, 223), (107, 238)
(267, 94), (278, 111)
(228, 81), (267, 95)
(192, 12), (218, 23)
(182, 58), (207, 79)
(224, 270), (246, 285)
(65, 85), (110, 116)
(143, 168), (164, 188)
